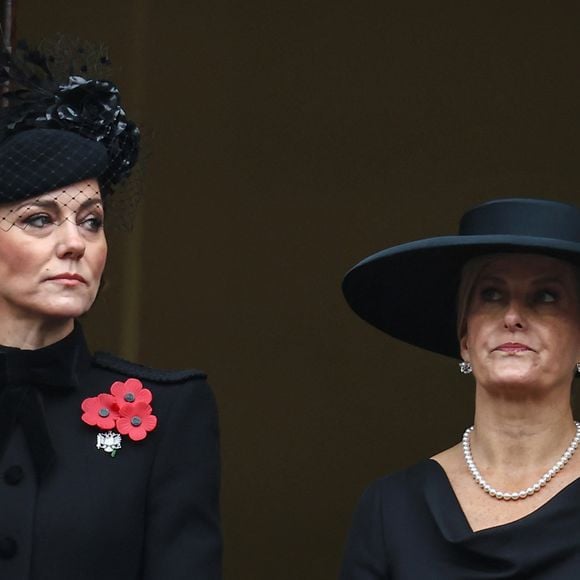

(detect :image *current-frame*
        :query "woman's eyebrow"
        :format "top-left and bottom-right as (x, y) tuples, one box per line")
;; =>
(478, 274), (565, 285)
(476, 275), (504, 284)
(14, 197), (102, 212)
(14, 199), (59, 212)
(531, 276), (564, 285)
(77, 197), (103, 210)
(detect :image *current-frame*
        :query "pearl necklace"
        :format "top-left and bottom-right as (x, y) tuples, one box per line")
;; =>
(462, 422), (580, 501)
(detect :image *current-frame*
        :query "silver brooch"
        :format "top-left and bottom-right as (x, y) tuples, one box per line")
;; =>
(96, 431), (122, 457)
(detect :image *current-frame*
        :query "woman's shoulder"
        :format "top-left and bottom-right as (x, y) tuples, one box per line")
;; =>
(86, 352), (219, 437)
(90, 351), (208, 384)
(346, 460), (444, 542)
(360, 459), (443, 501)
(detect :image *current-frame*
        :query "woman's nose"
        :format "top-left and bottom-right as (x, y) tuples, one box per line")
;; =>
(55, 218), (86, 260)
(503, 300), (525, 330)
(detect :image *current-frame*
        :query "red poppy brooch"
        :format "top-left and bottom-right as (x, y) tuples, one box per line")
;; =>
(81, 378), (158, 456)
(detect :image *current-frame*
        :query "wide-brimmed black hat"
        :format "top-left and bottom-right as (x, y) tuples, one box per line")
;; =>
(342, 198), (580, 359)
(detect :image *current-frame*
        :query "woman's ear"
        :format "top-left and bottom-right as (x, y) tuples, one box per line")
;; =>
(574, 342), (580, 371)
(460, 333), (470, 362)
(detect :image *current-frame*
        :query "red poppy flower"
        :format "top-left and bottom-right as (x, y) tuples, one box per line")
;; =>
(81, 393), (119, 430)
(116, 402), (158, 441)
(110, 377), (152, 406)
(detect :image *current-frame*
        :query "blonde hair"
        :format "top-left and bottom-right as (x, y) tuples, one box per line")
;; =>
(456, 255), (494, 342)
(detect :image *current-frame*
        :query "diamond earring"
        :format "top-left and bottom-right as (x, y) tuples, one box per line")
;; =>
(459, 361), (472, 375)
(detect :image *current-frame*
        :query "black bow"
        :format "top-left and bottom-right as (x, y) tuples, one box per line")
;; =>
(0, 333), (82, 481)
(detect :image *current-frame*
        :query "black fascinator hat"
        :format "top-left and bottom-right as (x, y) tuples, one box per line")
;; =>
(0, 39), (140, 203)
(342, 198), (580, 359)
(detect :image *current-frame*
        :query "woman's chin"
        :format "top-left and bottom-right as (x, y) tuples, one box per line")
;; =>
(30, 300), (93, 322)
(479, 367), (563, 398)
(478, 361), (542, 389)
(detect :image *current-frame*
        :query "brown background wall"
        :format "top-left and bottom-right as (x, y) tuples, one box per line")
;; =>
(16, 2), (580, 579)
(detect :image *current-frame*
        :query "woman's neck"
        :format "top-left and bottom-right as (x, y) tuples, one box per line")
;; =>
(0, 317), (74, 350)
(472, 385), (576, 471)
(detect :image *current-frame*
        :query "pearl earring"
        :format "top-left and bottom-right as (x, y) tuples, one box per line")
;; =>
(576, 362), (580, 374)
(459, 361), (472, 375)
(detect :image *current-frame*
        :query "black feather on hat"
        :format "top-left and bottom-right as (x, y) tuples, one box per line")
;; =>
(0, 39), (140, 202)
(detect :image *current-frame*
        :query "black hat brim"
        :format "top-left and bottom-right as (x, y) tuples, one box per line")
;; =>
(342, 235), (580, 359)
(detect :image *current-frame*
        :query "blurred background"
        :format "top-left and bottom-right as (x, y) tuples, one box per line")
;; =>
(11, 2), (580, 578)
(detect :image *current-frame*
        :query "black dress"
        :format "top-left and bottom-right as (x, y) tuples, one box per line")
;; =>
(0, 322), (221, 580)
(340, 459), (580, 579)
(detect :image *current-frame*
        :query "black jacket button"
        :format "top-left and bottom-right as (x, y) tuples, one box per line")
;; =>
(4, 465), (24, 485)
(0, 536), (17, 559)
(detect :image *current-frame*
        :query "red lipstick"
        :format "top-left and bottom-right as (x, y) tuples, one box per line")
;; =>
(48, 273), (87, 284)
(494, 342), (532, 353)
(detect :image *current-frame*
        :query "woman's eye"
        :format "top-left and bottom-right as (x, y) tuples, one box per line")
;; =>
(480, 287), (502, 302)
(23, 214), (52, 228)
(79, 215), (104, 232)
(535, 289), (558, 303)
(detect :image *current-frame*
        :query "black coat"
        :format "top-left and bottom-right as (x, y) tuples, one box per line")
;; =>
(0, 323), (222, 580)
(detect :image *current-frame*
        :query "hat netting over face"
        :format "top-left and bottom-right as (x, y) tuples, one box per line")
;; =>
(0, 180), (103, 233)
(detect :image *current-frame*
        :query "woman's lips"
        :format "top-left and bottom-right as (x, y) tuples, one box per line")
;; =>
(47, 273), (87, 285)
(494, 342), (533, 353)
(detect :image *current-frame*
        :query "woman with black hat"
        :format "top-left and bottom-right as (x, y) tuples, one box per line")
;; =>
(0, 44), (221, 579)
(340, 198), (580, 579)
